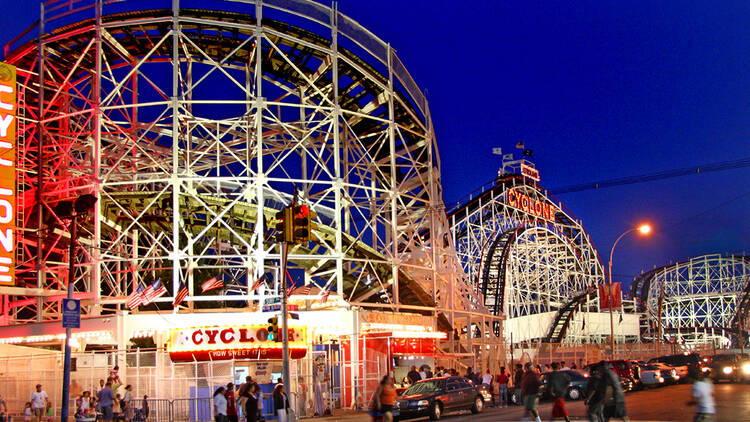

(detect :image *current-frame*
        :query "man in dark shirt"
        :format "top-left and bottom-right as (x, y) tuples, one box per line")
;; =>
(513, 363), (524, 405)
(407, 366), (421, 385)
(548, 362), (571, 422)
(585, 363), (606, 422)
(521, 363), (541, 422)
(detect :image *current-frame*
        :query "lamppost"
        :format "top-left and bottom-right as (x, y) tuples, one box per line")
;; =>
(55, 194), (97, 422)
(607, 223), (651, 359)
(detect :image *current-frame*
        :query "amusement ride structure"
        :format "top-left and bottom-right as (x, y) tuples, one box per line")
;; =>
(447, 158), (641, 345)
(0, 0), (505, 359)
(631, 253), (750, 347)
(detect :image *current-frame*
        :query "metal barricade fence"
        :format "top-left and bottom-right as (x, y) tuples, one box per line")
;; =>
(172, 398), (212, 422)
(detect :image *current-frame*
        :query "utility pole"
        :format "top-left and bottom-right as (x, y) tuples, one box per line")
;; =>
(280, 239), (292, 421)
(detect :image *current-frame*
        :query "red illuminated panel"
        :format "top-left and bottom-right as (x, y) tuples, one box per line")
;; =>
(0, 63), (15, 286)
(390, 338), (438, 355)
(167, 325), (308, 362)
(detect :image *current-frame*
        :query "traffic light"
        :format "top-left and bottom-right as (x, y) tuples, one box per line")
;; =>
(274, 207), (293, 243)
(267, 316), (279, 342)
(292, 204), (310, 244)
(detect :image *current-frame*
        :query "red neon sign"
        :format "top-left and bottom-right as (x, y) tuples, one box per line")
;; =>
(167, 325), (308, 362)
(0, 63), (15, 286)
(507, 189), (556, 221)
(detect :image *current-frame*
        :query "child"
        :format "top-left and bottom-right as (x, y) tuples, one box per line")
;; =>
(24, 402), (32, 422)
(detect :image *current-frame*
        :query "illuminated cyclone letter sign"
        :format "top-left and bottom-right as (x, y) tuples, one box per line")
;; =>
(0, 63), (15, 286)
(507, 189), (557, 221)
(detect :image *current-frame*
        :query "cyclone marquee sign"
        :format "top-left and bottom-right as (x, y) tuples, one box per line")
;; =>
(0, 63), (15, 286)
(507, 188), (557, 221)
(167, 325), (307, 362)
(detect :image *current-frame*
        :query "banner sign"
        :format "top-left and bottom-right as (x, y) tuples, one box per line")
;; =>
(0, 63), (15, 286)
(520, 163), (540, 181)
(167, 325), (307, 362)
(599, 282), (622, 310)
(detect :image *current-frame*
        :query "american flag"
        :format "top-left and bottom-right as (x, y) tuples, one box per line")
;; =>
(321, 289), (330, 303)
(250, 276), (265, 291)
(293, 285), (312, 296)
(127, 284), (145, 310)
(142, 278), (167, 305)
(200, 276), (223, 293)
(284, 271), (295, 297)
(172, 280), (189, 307)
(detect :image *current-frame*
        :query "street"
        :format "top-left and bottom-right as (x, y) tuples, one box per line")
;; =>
(315, 383), (750, 422)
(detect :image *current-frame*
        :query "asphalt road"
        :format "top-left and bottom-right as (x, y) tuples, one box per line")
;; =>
(313, 382), (750, 422)
(409, 383), (750, 421)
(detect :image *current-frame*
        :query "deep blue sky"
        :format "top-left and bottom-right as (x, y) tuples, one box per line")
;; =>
(3, 1), (749, 289)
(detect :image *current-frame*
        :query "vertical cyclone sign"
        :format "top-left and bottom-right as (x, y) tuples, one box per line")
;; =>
(0, 63), (15, 286)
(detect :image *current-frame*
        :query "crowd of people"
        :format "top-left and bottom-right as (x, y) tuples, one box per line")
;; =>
(213, 376), (294, 422)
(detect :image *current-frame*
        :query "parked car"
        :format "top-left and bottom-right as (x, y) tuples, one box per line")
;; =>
(648, 353), (703, 380)
(538, 370), (590, 400)
(707, 353), (750, 383)
(636, 364), (666, 388)
(393, 376), (486, 421)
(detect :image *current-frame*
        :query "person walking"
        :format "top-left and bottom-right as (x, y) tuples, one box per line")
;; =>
(98, 381), (115, 422)
(548, 362), (571, 422)
(373, 375), (396, 422)
(272, 384), (290, 422)
(521, 363), (542, 422)
(496, 367), (509, 407)
(688, 371), (715, 422)
(585, 364), (604, 422)
(122, 385), (134, 421)
(243, 384), (260, 422)
(224, 383), (238, 422)
(213, 387), (228, 422)
(30, 384), (49, 422)
(600, 363), (629, 422)
(513, 363), (524, 406)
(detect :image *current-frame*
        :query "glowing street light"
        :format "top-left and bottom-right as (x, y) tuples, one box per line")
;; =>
(608, 223), (652, 358)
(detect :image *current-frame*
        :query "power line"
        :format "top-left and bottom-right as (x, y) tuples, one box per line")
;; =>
(551, 156), (750, 194)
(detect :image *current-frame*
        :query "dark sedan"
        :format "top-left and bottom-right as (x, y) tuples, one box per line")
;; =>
(393, 376), (486, 421)
(539, 370), (590, 401)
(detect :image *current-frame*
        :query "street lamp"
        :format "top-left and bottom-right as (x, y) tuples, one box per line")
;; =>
(55, 194), (97, 422)
(607, 223), (651, 358)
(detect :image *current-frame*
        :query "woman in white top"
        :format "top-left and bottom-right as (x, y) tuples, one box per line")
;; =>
(213, 387), (228, 422)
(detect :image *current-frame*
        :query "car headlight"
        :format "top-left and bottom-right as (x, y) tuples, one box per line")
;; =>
(658, 377), (664, 383)
(674, 375), (680, 380)
(743, 364), (750, 374)
(701, 367), (710, 373)
(723, 366), (733, 374)
(416, 400), (429, 407)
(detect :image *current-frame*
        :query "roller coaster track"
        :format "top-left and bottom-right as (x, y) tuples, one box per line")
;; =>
(479, 228), (517, 315)
(545, 287), (596, 343)
(731, 275), (750, 332)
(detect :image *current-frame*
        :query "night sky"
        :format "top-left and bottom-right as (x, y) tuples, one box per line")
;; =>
(2, 1), (749, 290)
